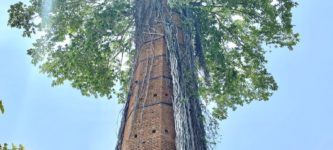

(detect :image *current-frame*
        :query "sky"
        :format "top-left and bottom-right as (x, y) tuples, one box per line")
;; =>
(1, 0), (333, 150)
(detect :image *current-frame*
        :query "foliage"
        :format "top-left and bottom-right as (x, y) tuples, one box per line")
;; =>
(0, 143), (25, 150)
(8, 0), (133, 101)
(8, 0), (299, 120)
(195, 0), (299, 119)
(0, 104), (26, 149)
(0, 99), (4, 114)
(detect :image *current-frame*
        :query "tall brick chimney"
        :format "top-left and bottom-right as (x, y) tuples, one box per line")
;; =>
(120, 28), (176, 150)
(120, 1), (177, 149)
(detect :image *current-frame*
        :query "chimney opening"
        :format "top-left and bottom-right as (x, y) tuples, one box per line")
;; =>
(165, 129), (168, 133)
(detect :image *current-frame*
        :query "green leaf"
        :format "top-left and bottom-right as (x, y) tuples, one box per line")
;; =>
(0, 100), (4, 114)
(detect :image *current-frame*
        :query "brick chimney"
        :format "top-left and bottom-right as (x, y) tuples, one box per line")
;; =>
(120, 31), (176, 150)
(120, 6), (177, 150)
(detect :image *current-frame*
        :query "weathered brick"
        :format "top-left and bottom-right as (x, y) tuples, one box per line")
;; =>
(121, 35), (176, 149)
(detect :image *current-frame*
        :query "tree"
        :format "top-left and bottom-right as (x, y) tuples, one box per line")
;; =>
(0, 143), (25, 150)
(8, 0), (299, 149)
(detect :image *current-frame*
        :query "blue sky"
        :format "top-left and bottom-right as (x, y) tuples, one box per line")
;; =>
(1, 0), (333, 150)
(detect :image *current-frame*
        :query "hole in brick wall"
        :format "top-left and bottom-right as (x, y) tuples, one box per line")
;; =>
(142, 141), (146, 144)
(134, 134), (137, 138)
(165, 93), (168, 96)
(165, 129), (168, 133)
(135, 80), (138, 84)
(140, 98), (144, 101)
(152, 130), (156, 133)
(153, 93), (157, 97)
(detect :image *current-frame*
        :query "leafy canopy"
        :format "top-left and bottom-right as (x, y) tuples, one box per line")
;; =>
(8, 0), (299, 119)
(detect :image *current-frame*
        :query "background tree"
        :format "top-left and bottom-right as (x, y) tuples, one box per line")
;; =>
(0, 143), (25, 150)
(8, 0), (299, 148)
